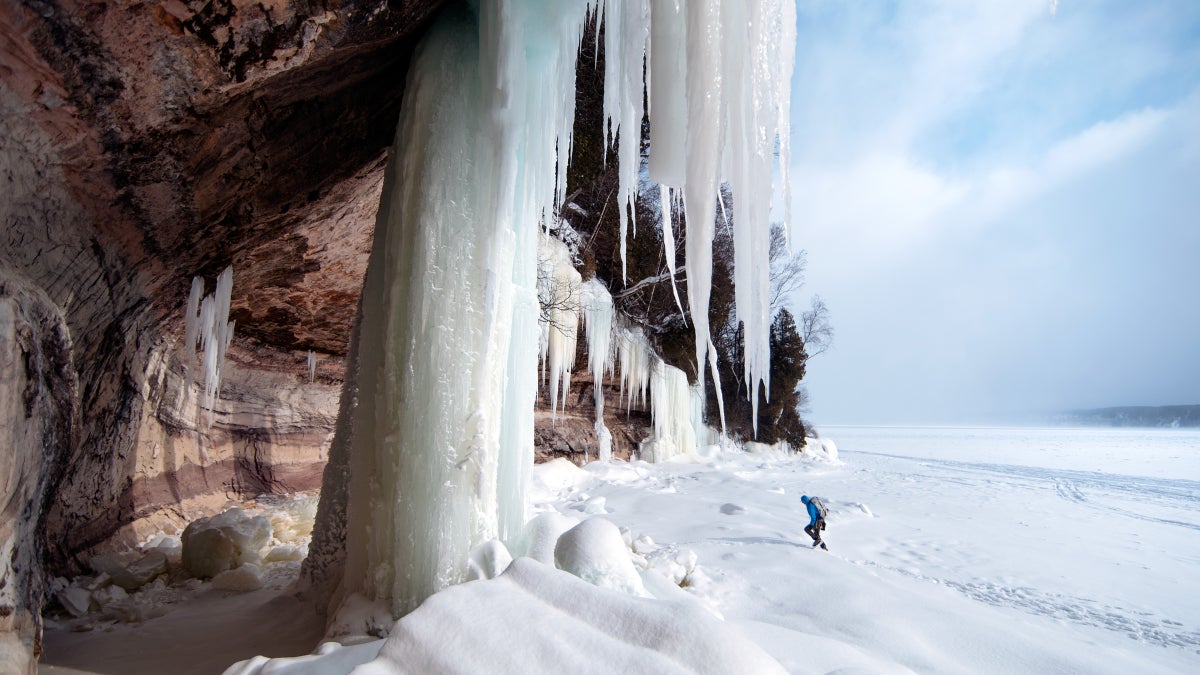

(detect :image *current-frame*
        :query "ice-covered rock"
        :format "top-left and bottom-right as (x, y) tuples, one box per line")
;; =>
(211, 564), (264, 592)
(554, 517), (647, 597)
(265, 497), (318, 545)
(182, 508), (272, 579)
(264, 544), (308, 564)
(90, 550), (168, 591)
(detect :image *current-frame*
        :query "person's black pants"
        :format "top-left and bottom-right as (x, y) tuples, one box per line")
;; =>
(804, 519), (826, 543)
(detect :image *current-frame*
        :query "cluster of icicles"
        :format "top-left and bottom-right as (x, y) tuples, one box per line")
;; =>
(538, 235), (705, 464)
(312, 0), (798, 617)
(184, 266), (235, 418)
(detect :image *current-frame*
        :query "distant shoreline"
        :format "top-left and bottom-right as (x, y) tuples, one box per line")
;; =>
(1055, 404), (1200, 429)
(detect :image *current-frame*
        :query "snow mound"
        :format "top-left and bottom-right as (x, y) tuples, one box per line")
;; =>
(226, 559), (786, 675)
(801, 436), (840, 462)
(554, 517), (648, 597)
(531, 457), (592, 494)
(211, 564), (265, 592)
(467, 539), (513, 582)
(182, 508), (273, 578)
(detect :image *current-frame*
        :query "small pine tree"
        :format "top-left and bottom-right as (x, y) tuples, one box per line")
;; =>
(757, 309), (808, 447)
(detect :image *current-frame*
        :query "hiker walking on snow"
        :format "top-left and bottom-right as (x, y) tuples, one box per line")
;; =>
(801, 495), (828, 550)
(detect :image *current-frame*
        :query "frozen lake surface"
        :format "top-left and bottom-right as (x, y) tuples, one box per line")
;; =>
(540, 426), (1200, 673)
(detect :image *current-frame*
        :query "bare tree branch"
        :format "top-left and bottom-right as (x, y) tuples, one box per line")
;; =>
(769, 222), (807, 312)
(800, 295), (834, 359)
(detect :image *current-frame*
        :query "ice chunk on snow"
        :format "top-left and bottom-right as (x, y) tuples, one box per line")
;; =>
(182, 508), (272, 578)
(266, 496), (318, 545)
(554, 517), (648, 597)
(211, 564), (264, 592)
(264, 544), (308, 564)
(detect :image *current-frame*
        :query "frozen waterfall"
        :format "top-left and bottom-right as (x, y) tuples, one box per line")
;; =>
(317, 0), (798, 619)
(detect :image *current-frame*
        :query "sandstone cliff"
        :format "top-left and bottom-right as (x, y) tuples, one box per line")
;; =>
(2, 0), (446, 667)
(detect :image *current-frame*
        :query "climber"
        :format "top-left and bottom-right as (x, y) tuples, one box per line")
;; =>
(801, 495), (828, 550)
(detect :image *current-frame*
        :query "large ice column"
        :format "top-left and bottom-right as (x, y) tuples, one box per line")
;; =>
(336, 2), (589, 617)
(316, 0), (799, 620)
(641, 360), (698, 463)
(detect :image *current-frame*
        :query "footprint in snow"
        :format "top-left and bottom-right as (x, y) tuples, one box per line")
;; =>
(720, 503), (746, 515)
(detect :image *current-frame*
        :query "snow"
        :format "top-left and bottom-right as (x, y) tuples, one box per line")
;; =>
(554, 517), (648, 597)
(45, 427), (1200, 674)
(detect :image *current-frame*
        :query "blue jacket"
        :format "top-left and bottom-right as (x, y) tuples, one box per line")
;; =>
(801, 495), (821, 527)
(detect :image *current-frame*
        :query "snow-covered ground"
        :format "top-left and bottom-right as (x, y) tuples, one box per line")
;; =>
(44, 426), (1200, 674)
(532, 422), (1200, 667)
(527, 425), (1200, 673)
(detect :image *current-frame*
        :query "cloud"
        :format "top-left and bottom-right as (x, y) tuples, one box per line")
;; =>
(787, 0), (1200, 424)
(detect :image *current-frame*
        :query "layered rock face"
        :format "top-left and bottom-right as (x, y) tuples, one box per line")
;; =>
(0, 274), (77, 674)
(1, 0), (444, 665)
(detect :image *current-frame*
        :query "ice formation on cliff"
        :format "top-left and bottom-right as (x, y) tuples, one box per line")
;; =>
(315, 0), (798, 618)
(184, 266), (235, 415)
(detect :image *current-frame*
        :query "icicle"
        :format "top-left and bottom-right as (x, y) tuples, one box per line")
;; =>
(615, 320), (653, 414)
(602, 0), (650, 285)
(647, 0), (688, 187)
(184, 277), (203, 362)
(580, 278), (615, 461)
(680, 0), (724, 433)
(659, 185), (685, 317)
(537, 234), (582, 417)
(308, 350), (317, 383)
(184, 266), (234, 418)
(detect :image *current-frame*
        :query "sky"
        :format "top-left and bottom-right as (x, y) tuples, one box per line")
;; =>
(786, 0), (1200, 426)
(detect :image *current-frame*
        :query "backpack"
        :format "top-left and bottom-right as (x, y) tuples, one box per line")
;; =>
(809, 496), (828, 520)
